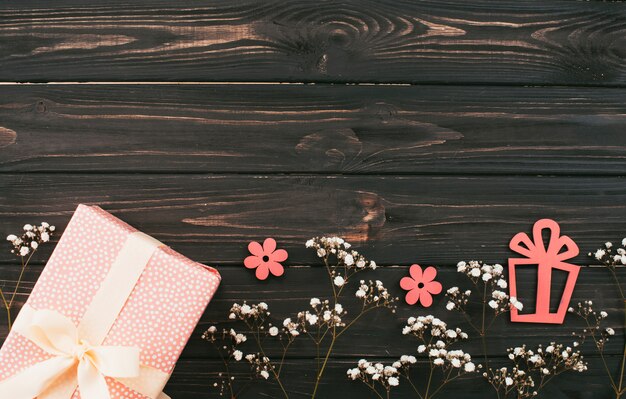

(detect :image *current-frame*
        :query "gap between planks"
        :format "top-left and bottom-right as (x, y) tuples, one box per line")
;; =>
(2, 81), (626, 89)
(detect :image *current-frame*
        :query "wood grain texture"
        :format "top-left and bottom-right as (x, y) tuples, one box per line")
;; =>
(1, 264), (624, 357)
(2, 1), (625, 396)
(1, 174), (625, 266)
(1, 84), (626, 174)
(1, 0), (625, 85)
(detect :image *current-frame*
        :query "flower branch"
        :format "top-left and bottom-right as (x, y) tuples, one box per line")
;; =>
(3, 223), (54, 334)
(203, 237), (396, 398)
(348, 316), (478, 399)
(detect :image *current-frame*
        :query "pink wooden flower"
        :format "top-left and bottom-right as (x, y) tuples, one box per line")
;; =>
(400, 264), (442, 307)
(244, 238), (288, 280)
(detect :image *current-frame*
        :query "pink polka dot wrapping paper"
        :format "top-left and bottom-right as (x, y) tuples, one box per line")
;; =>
(0, 204), (221, 398)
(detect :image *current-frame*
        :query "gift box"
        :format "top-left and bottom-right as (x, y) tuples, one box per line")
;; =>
(0, 204), (221, 398)
(508, 219), (579, 324)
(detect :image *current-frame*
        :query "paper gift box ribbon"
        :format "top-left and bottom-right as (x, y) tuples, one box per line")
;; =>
(508, 219), (580, 324)
(0, 232), (172, 399)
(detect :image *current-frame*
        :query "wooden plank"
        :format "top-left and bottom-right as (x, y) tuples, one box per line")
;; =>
(1, 84), (626, 174)
(1, 1), (625, 85)
(167, 357), (618, 398)
(1, 174), (625, 266)
(1, 264), (624, 358)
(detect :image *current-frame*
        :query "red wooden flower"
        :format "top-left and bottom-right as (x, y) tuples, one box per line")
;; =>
(400, 264), (442, 307)
(244, 238), (288, 280)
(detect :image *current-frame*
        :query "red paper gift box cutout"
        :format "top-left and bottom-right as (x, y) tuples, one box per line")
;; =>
(508, 219), (580, 324)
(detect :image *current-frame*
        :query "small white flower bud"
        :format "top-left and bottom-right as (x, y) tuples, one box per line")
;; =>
(333, 276), (345, 287)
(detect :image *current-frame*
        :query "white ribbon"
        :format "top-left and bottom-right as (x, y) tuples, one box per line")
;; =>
(0, 231), (173, 399)
(1, 306), (146, 399)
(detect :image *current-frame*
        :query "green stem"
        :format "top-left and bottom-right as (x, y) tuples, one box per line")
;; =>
(277, 340), (292, 377)
(609, 268), (625, 301)
(311, 327), (336, 399)
(366, 382), (385, 399)
(481, 282), (489, 367)
(429, 370), (458, 398)
(458, 308), (481, 335)
(211, 340), (236, 399)
(247, 322), (289, 399)
(323, 257), (337, 301)
(601, 351), (617, 391)
(481, 282), (487, 333)
(404, 374), (424, 399)
(618, 299), (626, 397)
(481, 333), (489, 371)
(424, 365), (435, 399)
(0, 289), (11, 332)
(9, 253), (32, 309)
(607, 264), (626, 398)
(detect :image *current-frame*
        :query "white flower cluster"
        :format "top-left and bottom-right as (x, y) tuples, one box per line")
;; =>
(444, 286), (472, 311)
(569, 301), (614, 351)
(426, 344), (476, 372)
(402, 315), (468, 341)
(244, 353), (273, 380)
(203, 325), (275, 394)
(282, 316), (302, 337)
(590, 239), (626, 266)
(294, 298), (347, 333)
(228, 328), (248, 345)
(201, 325), (219, 342)
(456, 260), (508, 289)
(355, 279), (397, 312)
(509, 344), (586, 373)
(347, 359), (401, 389)
(489, 290), (523, 314)
(485, 366), (537, 398)
(306, 236), (377, 270)
(228, 301), (270, 322)
(349, 316), (477, 397)
(402, 316), (475, 371)
(6, 222), (55, 257)
(202, 327), (247, 354)
(211, 372), (235, 396)
(486, 342), (587, 398)
(456, 260), (507, 286)
(447, 260), (521, 315)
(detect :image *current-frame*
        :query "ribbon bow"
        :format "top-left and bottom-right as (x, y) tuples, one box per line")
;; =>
(509, 218), (579, 263)
(0, 307), (142, 399)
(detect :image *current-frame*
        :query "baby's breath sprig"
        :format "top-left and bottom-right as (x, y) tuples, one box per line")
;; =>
(3, 222), (55, 333)
(202, 302), (288, 399)
(203, 237), (396, 399)
(569, 301), (614, 352)
(590, 240), (626, 299)
(445, 261), (520, 367)
(347, 359), (403, 399)
(305, 236), (378, 299)
(577, 239), (626, 399)
(484, 343), (587, 399)
(202, 326), (246, 397)
(349, 315), (478, 399)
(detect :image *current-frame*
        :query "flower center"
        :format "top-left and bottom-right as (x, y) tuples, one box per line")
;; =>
(417, 282), (425, 289)
(262, 255), (270, 262)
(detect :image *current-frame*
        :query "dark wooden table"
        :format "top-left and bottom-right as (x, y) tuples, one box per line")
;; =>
(1, 1), (626, 398)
